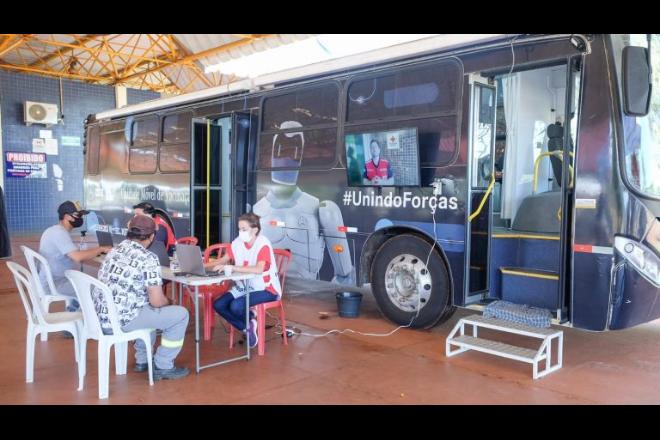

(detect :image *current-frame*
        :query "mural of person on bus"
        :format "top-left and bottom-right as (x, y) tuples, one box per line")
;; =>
(253, 120), (356, 285)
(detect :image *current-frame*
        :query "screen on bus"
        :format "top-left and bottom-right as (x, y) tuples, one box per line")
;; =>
(345, 127), (420, 187)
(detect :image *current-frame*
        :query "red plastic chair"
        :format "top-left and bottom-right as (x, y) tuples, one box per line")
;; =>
(177, 236), (198, 246)
(183, 244), (232, 340)
(229, 248), (291, 356)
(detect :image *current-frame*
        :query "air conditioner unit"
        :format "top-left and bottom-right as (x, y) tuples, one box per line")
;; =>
(24, 101), (59, 126)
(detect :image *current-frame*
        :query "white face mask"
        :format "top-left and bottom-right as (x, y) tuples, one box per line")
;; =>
(239, 230), (253, 243)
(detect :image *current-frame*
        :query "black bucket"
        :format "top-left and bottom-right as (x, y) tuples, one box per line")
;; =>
(336, 292), (363, 318)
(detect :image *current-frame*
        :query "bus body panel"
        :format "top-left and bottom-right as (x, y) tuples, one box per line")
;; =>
(571, 35), (617, 330)
(572, 35), (660, 330)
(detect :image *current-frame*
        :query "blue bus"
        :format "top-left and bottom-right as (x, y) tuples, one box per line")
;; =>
(83, 34), (660, 331)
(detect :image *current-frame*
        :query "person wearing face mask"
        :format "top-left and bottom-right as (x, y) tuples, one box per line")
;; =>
(38, 201), (112, 312)
(210, 212), (282, 349)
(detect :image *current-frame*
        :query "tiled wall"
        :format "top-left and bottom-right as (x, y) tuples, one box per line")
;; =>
(0, 71), (159, 235)
(127, 88), (162, 106)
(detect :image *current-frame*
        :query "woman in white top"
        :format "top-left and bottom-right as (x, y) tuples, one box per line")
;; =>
(211, 213), (281, 348)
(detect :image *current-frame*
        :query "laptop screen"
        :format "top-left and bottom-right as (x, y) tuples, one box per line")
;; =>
(148, 240), (170, 267)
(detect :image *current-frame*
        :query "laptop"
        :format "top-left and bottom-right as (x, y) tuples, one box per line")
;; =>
(148, 240), (170, 267)
(96, 230), (114, 247)
(176, 244), (220, 277)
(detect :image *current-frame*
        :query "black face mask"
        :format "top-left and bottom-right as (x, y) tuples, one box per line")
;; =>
(69, 216), (84, 228)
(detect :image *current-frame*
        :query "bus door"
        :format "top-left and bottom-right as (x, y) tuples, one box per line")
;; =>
(191, 117), (223, 248)
(465, 79), (497, 304)
(231, 111), (257, 239)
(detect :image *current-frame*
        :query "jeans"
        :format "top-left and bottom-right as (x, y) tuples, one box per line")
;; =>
(213, 290), (278, 331)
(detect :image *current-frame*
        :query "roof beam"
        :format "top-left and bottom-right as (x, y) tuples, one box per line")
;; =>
(115, 35), (274, 84)
(168, 34), (213, 88)
(0, 61), (107, 82)
(0, 34), (34, 58)
(103, 38), (174, 81)
(29, 34), (102, 68)
(10, 36), (174, 65)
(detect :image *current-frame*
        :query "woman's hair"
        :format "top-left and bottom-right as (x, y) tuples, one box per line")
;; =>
(238, 212), (261, 235)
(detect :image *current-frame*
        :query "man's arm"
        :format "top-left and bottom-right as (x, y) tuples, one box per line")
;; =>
(144, 254), (168, 307)
(67, 246), (111, 263)
(147, 285), (170, 307)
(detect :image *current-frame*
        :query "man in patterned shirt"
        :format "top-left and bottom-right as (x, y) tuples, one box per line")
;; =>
(94, 215), (190, 380)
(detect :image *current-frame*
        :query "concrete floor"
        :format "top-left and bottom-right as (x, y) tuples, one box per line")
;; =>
(2, 236), (660, 404)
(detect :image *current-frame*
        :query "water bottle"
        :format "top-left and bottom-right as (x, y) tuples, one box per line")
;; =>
(170, 250), (180, 272)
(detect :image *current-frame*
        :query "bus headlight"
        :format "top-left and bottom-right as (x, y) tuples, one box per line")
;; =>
(614, 236), (660, 288)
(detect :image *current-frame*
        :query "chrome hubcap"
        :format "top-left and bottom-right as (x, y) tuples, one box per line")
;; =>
(384, 254), (432, 312)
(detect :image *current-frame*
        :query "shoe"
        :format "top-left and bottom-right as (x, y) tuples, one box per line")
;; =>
(247, 318), (258, 349)
(153, 365), (190, 381)
(134, 362), (150, 373)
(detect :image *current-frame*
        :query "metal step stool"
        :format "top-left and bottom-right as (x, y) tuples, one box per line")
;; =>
(446, 314), (563, 379)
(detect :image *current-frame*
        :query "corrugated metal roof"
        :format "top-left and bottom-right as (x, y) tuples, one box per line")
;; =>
(173, 34), (313, 67)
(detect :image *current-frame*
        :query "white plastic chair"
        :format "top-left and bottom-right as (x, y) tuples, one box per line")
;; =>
(21, 245), (74, 342)
(6, 261), (83, 384)
(65, 270), (154, 399)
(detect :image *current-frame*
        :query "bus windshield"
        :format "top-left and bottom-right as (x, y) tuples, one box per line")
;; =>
(612, 34), (660, 197)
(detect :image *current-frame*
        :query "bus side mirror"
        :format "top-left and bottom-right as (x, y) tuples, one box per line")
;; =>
(623, 46), (652, 116)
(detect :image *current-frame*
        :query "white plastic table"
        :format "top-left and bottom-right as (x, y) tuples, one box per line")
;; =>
(160, 267), (255, 373)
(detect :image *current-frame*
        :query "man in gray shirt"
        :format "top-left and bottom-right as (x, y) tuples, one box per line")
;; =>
(39, 201), (111, 311)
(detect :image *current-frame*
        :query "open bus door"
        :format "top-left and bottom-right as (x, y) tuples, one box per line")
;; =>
(465, 80), (497, 305)
(462, 61), (579, 321)
(191, 117), (222, 248)
(231, 111), (257, 239)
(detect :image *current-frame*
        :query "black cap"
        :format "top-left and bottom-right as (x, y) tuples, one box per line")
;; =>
(133, 202), (155, 214)
(58, 201), (89, 219)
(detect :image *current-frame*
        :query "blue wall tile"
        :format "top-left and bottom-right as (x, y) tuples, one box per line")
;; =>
(0, 71), (160, 234)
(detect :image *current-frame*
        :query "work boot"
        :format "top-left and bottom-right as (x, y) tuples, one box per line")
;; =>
(133, 362), (152, 373)
(153, 365), (190, 381)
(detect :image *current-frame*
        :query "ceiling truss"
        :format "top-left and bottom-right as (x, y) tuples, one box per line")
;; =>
(0, 34), (274, 94)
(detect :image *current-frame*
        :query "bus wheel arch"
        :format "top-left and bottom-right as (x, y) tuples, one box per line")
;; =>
(362, 227), (455, 329)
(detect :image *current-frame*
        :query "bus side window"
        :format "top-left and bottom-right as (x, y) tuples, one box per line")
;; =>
(259, 82), (340, 170)
(346, 60), (461, 122)
(86, 126), (100, 175)
(160, 112), (191, 173)
(129, 116), (158, 174)
(344, 60), (462, 167)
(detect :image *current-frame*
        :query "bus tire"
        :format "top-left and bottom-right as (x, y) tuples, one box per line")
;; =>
(370, 234), (453, 329)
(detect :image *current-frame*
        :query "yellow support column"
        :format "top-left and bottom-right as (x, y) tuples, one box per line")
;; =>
(206, 120), (211, 249)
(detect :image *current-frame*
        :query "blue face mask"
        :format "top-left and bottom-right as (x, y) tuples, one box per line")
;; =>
(271, 156), (300, 186)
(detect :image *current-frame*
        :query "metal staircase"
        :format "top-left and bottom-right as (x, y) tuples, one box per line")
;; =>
(446, 314), (563, 379)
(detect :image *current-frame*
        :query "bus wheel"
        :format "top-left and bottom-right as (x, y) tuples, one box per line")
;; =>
(371, 234), (453, 329)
